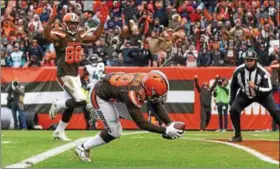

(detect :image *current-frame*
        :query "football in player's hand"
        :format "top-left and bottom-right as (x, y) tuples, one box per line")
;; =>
(162, 122), (185, 140)
(174, 122), (185, 134)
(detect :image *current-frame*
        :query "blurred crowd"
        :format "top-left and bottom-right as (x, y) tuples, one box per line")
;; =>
(1, 0), (280, 68)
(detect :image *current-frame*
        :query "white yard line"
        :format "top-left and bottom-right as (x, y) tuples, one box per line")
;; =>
(2, 141), (12, 144)
(5, 131), (147, 168)
(181, 138), (279, 165)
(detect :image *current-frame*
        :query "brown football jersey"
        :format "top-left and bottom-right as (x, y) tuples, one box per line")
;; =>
(94, 72), (147, 108)
(51, 29), (84, 77)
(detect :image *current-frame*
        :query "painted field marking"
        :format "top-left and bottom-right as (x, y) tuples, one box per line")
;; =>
(5, 131), (147, 168)
(128, 136), (279, 165)
(250, 134), (276, 137)
(181, 138), (279, 165)
(2, 141), (12, 144)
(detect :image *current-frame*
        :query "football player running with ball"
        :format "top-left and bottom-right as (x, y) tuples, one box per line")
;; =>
(75, 70), (184, 162)
(43, 4), (108, 141)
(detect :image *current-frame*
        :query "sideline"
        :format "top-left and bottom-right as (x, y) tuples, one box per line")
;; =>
(5, 131), (147, 168)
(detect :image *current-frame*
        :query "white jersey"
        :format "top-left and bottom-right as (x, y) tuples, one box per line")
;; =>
(11, 51), (23, 68)
(85, 63), (105, 89)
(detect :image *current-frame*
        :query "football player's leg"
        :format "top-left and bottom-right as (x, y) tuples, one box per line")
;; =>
(84, 95), (122, 148)
(53, 76), (86, 140)
(49, 77), (70, 119)
(64, 75), (87, 108)
(76, 94), (121, 161)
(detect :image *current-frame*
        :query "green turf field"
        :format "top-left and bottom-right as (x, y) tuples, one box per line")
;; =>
(1, 130), (279, 168)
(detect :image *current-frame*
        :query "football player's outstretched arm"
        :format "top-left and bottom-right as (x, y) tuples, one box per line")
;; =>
(126, 103), (166, 134)
(43, 4), (59, 43)
(126, 103), (183, 139)
(82, 5), (108, 43)
(150, 102), (172, 125)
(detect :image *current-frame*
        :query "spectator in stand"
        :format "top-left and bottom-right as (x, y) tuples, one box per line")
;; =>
(146, 29), (164, 65)
(40, 6), (50, 24)
(26, 39), (43, 61)
(24, 55), (41, 67)
(185, 45), (198, 67)
(1, 37), (12, 54)
(153, 0), (169, 27)
(121, 0), (138, 26)
(197, 46), (211, 67)
(1, 49), (8, 67)
(128, 41), (154, 67)
(118, 40), (133, 66)
(28, 14), (43, 33)
(270, 46), (280, 65)
(0, 0), (279, 68)
(237, 42), (248, 65)
(171, 46), (185, 66)
(211, 48), (224, 66)
(224, 44), (237, 66)
(1, 18), (16, 37)
(10, 43), (25, 68)
(41, 50), (55, 67)
(254, 37), (271, 66)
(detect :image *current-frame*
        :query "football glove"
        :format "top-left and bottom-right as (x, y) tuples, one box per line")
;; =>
(164, 122), (183, 139)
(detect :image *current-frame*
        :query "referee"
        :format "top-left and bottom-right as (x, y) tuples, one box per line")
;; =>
(229, 50), (280, 142)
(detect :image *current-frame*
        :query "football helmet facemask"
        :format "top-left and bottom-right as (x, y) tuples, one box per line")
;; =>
(63, 13), (80, 35)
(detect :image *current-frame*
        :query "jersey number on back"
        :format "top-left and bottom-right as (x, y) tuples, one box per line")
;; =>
(65, 46), (83, 64)
(109, 73), (134, 86)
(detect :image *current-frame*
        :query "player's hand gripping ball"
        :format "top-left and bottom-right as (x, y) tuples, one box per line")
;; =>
(162, 122), (185, 140)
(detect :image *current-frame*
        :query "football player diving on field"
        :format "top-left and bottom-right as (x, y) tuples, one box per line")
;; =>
(75, 70), (184, 162)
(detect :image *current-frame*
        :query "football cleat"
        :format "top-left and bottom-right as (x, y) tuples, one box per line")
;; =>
(75, 144), (91, 162)
(53, 131), (71, 141)
(49, 99), (60, 119)
(229, 135), (242, 142)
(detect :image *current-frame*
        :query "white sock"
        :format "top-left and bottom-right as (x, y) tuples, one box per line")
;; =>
(56, 99), (67, 109)
(83, 134), (106, 150)
(55, 120), (68, 132)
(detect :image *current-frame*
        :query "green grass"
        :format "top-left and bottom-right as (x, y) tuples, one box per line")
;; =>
(1, 130), (99, 167)
(1, 130), (279, 168)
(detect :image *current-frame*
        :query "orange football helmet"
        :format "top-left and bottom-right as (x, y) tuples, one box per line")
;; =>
(142, 70), (169, 102)
(63, 13), (80, 34)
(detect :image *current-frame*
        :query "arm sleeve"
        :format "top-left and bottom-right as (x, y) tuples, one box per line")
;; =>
(230, 71), (239, 105)
(256, 74), (273, 93)
(194, 79), (201, 93)
(223, 87), (229, 95)
(150, 101), (172, 125)
(210, 78), (219, 91)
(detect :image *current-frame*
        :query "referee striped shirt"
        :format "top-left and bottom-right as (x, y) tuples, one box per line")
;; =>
(230, 63), (272, 102)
